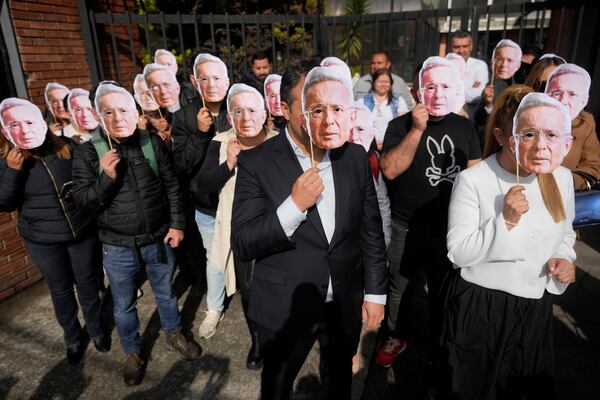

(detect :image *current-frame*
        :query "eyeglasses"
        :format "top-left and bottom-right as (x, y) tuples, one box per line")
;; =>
(197, 75), (227, 86)
(548, 89), (585, 100)
(229, 108), (264, 119)
(514, 129), (573, 144)
(98, 108), (134, 120)
(150, 82), (175, 94)
(494, 57), (519, 66)
(305, 104), (352, 120)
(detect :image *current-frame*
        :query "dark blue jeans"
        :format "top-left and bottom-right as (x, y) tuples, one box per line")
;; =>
(25, 236), (103, 347)
(102, 242), (181, 354)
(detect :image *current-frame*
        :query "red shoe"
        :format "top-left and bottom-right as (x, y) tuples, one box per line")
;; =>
(376, 337), (407, 367)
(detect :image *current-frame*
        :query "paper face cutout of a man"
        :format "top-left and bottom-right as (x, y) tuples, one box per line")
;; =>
(492, 39), (522, 81)
(544, 63), (591, 120)
(264, 74), (283, 117)
(511, 92), (573, 174)
(226, 83), (267, 138)
(192, 54), (230, 104)
(418, 57), (463, 117)
(143, 63), (181, 109)
(349, 102), (376, 152)
(68, 89), (99, 131)
(95, 84), (139, 140)
(0, 98), (48, 149)
(45, 82), (71, 120)
(133, 74), (160, 112)
(302, 66), (355, 150)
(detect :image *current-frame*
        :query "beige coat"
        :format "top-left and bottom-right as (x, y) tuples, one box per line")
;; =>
(209, 128), (278, 296)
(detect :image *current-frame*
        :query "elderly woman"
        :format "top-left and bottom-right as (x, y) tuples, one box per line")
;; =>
(0, 98), (107, 365)
(438, 91), (577, 398)
(190, 83), (277, 369)
(545, 63), (600, 191)
(64, 88), (100, 143)
(45, 82), (72, 136)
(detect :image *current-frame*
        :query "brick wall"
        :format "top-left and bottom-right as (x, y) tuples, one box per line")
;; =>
(9, 0), (93, 110)
(0, 212), (41, 302)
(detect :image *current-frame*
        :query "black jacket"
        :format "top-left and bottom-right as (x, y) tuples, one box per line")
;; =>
(0, 134), (94, 244)
(231, 131), (388, 339)
(72, 129), (184, 248)
(171, 97), (231, 214)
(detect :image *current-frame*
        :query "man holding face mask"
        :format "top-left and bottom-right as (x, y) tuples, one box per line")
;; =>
(544, 63), (600, 191)
(72, 83), (201, 386)
(231, 64), (387, 400)
(378, 57), (481, 369)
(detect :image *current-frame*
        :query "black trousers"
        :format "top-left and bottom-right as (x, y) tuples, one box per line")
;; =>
(24, 235), (103, 346)
(257, 303), (361, 400)
(436, 271), (555, 400)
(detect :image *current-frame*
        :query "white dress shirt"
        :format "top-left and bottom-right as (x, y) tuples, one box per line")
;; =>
(276, 129), (386, 305)
(464, 57), (489, 104)
(447, 155), (576, 299)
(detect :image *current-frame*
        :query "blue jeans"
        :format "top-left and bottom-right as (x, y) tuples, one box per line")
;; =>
(102, 242), (181, 354)
(25, 236), (103, 346)
(195, 211), (225, 312)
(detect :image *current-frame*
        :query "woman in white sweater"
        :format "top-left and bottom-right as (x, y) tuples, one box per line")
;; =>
(438, 90), (577, 399)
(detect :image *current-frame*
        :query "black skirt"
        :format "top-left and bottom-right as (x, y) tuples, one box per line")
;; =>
(435, 270), (555, 400)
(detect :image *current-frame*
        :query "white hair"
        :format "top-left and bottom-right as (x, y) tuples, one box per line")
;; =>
(445, 52), (466, 67)
(0, 97), (43, 130)
(133, 74), (147, 95)
(143, 63), (177, 84)
(512, 92), (571, 137)
(226, 83), (265, 113)
(94, 83), (136, 114)
(492, 39), (522, 62)
(192, 53), (228, 79)
(44, 82), (70, 104)
(66, 88), (90, 111)
(154, 49), (176, 64)
(320, 57), (352, 82)
(263, 74), (282, 93)
(545, 63), (591, 95)
(301, 66), (354, 112)
(418, 56), (462, 90)
(539, 53), (567, 64)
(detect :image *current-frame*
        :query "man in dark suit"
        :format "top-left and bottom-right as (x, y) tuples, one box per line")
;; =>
(231, 61), (388, 400)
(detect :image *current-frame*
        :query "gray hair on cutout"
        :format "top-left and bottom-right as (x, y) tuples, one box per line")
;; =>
(418, 56), (462, 91)
(512, 92), (571, 137)
(44, 82), (70, 104)
(192, 53), (228, 79)
(544, 63), (591, 95)
(301, 66), (353, 112)
(154, 49), (176, 64)
(263, 74), (282, 94)
(143, 63), (177, 83)
(0, 97), (43, 130)
(226, 83), (265, 113)
(492, 39), (522, 62)
(66, 88), (90, 111)
(94, 83), (136, 114)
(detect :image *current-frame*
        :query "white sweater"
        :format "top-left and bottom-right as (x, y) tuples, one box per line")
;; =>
(447, 155), (576, 299)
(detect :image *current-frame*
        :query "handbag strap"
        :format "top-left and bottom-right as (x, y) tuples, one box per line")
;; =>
(572, 170), (600, 191)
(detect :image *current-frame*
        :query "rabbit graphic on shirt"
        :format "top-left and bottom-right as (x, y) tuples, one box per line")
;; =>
(425, 134), (461, 186)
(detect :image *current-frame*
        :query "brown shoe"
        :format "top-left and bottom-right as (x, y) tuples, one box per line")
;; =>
(123, 352), (145, 386)
(166, 328), (202, 360)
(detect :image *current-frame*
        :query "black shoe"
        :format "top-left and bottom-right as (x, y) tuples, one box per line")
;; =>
(246, 339), (263, 370)
(66, 342), (85, 365)
(166, 328), (202, 360)
(123, 352), (145, 386)
(93, 335), (110, 352)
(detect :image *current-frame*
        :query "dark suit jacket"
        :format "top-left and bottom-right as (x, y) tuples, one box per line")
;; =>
(231, 131), (388, 339)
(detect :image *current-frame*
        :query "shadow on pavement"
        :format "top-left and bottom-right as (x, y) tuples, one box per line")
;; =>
(0, 377), (18, 399)
(29, 359), (91, 400)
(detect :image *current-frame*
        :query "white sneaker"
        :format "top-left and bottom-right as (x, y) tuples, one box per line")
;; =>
(198, 310), (224, 339)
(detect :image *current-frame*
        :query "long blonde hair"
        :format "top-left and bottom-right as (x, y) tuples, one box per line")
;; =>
(485, 85), (566, 223)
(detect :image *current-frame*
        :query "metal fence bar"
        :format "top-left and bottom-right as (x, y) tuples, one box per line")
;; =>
(332, 15), (337, 56)
(256, 13), (261, 48)
(160, 12), (167, 49)
(194, 16), (199, 50)
(125, 12), (136, 70)
(225, 13), (232, 78)
(517, 3), (525, 46)
(446, 8), (453, 50)
(89, 10), (105, 81)
(502, 4), (508, 38)
(358, 13), (364, 74)
(539, 8), (546, 49)
(143, 12), (151, 57)
(373, 15), (378, 54)
(107, 11), (122, 82)
(555, 6), (565, 52)
(177, 12), (186, 75)
(210, 14), (216, 53)
(271, 20), (276, 71)
(484, 6), (491, 59)
(301, 14), (306, 60)
(285, 14), (290, 67)
(388, 11), (392, 64)
(571, 5), (584, 61)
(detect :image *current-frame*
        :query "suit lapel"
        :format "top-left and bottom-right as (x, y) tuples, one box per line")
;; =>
(273, 132), (328, 245)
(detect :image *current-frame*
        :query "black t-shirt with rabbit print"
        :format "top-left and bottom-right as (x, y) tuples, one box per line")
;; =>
(382, 112), (481, 235)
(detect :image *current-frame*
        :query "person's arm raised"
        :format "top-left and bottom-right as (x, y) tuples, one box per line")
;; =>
(380, 103), (428, 180)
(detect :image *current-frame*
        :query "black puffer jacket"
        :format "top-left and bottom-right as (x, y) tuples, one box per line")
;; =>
(0, 134), (94, 244)
(72, 129), (184, 248)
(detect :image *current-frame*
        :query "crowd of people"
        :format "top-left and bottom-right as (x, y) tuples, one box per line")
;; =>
(1, 27), (599, 399)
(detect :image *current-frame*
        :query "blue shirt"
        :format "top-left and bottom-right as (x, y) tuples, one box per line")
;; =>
(276, 129), (386, 305)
